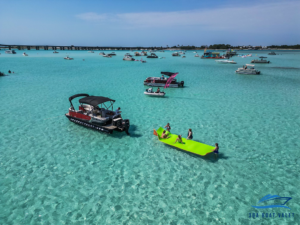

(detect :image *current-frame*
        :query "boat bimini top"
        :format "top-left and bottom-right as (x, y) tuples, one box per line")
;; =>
(69, 93), (116, 110)
(161, 71), (178, 76)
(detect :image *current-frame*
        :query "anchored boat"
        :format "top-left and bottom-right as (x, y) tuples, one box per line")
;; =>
(144, 88), (165, 97)
(5, 50), (16, 54)
(251, 57), (270, 63)
(147, 53), (158, 58)
(215, 60), (236, 64)
(65, 94), (130, 135)
(144, 72), (184, 88)
(236, 64), (260, 75)
(201, 51), (225, 59)
(64, 56), (74, 60)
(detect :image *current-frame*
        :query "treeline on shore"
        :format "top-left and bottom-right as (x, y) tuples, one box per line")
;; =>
(173, 44), (300, 50)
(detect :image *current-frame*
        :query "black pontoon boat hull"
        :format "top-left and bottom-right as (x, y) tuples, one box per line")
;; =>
(66, 115), (130, 135)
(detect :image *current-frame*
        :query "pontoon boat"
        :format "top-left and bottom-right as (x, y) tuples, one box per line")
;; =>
(251, 57), (270, 63)
(66, 94), (130, 135)
(236, 64), (260, 75)
(144, 72), (184, 88)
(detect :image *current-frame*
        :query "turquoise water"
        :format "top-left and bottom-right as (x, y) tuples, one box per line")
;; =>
(1, 50), (300, 224)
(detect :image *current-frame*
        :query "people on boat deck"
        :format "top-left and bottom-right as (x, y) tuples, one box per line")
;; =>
(245, 65), (248, 69)
(174, 135), (184, 144)
(161, 130), (169, 139)
(187, 129), (193, 140)
(161, 74), (164, 79)
(115, 107), (121, 115)
(212, 143), (219, 158)
(156, 87), (160, 93)
(8, 70), (11, 74)
(164, 123), (171, 132)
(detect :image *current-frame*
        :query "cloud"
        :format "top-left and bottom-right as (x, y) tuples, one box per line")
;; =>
(76, 1), (300, 33)
(76, 12), (107, 21)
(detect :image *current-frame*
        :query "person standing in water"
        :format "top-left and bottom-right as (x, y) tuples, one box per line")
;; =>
(164, 123), (171, 132)
(212, 143), (219, 159)
(187, 129), (193, 140)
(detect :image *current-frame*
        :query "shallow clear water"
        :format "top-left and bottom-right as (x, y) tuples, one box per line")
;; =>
(1, 50), (300, 224)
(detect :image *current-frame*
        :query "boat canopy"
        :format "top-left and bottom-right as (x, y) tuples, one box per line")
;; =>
(79, 96), (115, 107)
(161, 72), (178, 76)
(69, 93), (89, 102)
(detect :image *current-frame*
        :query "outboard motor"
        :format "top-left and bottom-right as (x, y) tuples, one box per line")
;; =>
(122, 119), (130, 135)
(148, 88), (153, 93)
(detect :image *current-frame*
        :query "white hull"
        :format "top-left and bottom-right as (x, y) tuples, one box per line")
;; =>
(236, 70), (260, 75)
(123, 57), (135, 61)
(216, 60), (236, 64)
(144, 92), (165, 97)
(23, 54), (28, 56)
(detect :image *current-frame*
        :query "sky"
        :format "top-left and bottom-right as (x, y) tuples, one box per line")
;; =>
(0, 0), (299, 47)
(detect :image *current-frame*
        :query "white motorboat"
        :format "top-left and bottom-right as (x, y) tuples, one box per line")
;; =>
(193, 51), (197, 53)
(123, 55), (135, 61)
(182, 56), (186, 58)
(53, 51), (59, 53)
(134, 52), (141, 56)
(64, 56), (74, 60)
(172, 52), (180, 56)
(88, 51), (94, 53)
(23, 52), (28, 56)
(144, 88), (165, 97)
(194, 54), (199, 57)
(5, 50), (16, 54)
(236, 64), (260, 75)
(99, 52), (105, 55)
(215, 60), (236, 64)
(103, 54), (112, 58)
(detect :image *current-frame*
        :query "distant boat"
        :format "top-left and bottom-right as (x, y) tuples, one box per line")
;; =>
(215, 60), (236, 64)
(64, 56), (74, 60)
(23, 52), (28, 56)
(123, 55), (135, 61)
(5, 50), (16, 54)
(236, 64), (260, 75)
(251, 57), (270, 63)
(53, 51), (59, 53)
